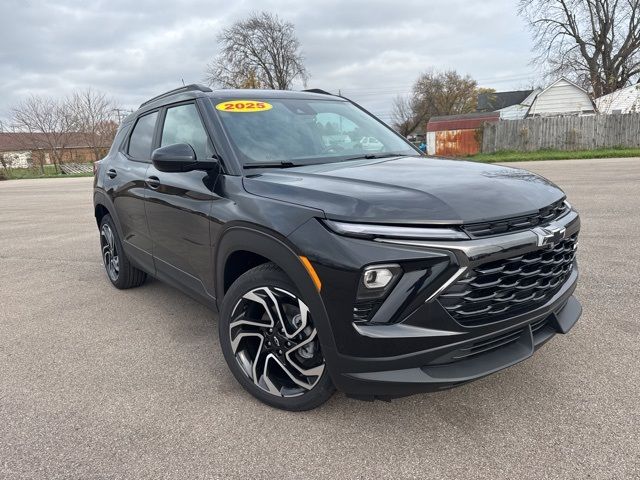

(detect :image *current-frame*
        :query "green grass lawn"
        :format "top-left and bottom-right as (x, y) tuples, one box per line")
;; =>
(470, 147), (640, 163)
(0, 165), (93, 180)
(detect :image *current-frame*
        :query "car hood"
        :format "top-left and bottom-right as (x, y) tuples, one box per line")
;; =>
(242, 156), (565, 224)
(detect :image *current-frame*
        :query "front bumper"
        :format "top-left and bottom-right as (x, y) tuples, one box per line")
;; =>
(337, 278), (580, 399)
(287, 210), (581, 398)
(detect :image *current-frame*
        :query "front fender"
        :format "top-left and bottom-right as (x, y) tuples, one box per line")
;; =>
(214, 224), (339, 377)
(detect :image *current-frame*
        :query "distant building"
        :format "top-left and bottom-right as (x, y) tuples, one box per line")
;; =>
(526, 78), (596, 117)
(0, 132), (110, 168)
(476, 78), (596, 120)
(477, 89), (541, 120)
(477, 90), (532, 112)
(596, 84), (640, 114)
(426, 112), (500, 156)
(423, 78), (598, 156)
(498, 90), (541, 120)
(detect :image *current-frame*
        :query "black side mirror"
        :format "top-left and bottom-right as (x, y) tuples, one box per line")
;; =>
(151, 143), (220, 173)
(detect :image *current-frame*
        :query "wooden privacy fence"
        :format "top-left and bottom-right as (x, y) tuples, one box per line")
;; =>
(482, 113), (640, 153)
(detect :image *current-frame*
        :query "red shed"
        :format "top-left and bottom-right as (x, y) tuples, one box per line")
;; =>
(426, 112), (499, 157)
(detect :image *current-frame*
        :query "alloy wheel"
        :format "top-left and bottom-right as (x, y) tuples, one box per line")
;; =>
(229, 286), (325, 397)
(100, 223), (120, 281)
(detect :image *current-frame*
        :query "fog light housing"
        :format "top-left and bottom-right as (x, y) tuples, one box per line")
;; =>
(363, 267), (395, 289)
(354, 264), (402, 322)
(357, 264), (402, 298)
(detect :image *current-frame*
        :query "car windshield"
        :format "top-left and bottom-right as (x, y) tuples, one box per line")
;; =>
(211, 97), (419, 167)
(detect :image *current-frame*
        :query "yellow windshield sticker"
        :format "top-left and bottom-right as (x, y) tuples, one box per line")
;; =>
(215, 100), (273, 112)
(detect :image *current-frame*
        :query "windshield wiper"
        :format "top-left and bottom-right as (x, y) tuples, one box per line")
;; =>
(243, 161), (300, 169)
(340, 153), (418, 162)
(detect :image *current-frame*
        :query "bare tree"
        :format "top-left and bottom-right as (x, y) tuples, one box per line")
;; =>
(205, 12), (308, 89)
(10, 95), (77, 174)
(96, 119), (119, 150)
(392, 70), (485, 136)
(391, 95), (415, 136)
(519, 0), (640, 97)
(70, 88), (118, 161)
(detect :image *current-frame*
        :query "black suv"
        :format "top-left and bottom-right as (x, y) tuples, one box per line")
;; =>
(93, 84), (581, 410)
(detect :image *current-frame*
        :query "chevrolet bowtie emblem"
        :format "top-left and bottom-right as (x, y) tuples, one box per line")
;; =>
(533, 225), (566, 248)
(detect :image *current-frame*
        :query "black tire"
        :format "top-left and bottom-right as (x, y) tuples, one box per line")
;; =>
(219, 263), (335, 411)
(99, 214), (147, 289)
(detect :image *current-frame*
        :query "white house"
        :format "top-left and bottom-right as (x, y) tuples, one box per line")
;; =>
(527, 78), (596, 117)
(596, 84), (640, 114)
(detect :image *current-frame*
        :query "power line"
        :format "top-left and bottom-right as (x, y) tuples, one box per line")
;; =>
(336, 73), (537, 98)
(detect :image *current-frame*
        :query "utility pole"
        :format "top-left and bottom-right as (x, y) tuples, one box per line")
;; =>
(111, 108), (130, 124)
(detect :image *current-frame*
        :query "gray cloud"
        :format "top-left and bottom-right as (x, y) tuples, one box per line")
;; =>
(0, 0), (536, 122)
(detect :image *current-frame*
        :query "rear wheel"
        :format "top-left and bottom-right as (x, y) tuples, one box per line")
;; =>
(219, 263), (334, 410)
(99, 214), (146, 289)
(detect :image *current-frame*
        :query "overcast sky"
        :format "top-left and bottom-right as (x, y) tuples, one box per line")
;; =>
(0, 0), (537, 123)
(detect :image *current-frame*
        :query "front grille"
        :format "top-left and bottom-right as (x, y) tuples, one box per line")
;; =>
(439, 233), (578, 327)
(462, 199), (569, 238)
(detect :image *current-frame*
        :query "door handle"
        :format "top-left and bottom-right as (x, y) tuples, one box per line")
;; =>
(107, 168), (117, 179)
(145, 176), (161, 189)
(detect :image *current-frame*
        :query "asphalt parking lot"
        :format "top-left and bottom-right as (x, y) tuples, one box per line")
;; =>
(1, 157), (639, 479)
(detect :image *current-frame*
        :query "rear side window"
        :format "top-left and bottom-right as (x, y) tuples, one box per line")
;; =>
(128, 112), (158, 160)
(109, 124), (130, 154)
(161, 103), (213, 160)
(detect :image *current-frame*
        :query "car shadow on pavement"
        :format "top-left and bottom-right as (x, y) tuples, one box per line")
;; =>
(122, 273), (567, 424)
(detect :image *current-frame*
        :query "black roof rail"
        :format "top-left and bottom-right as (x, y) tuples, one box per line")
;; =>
(302, 88), (335, 96)
(139, 84), (213, 108)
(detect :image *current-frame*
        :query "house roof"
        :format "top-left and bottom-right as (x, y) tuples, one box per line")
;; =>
(538, 77), (590, 96)
(427, 111), (500, 132)
(477, 90), (534, 112)
(596, 84), (640, 113)
(0, 132), (111, 152)
(596, 83), (640, 99)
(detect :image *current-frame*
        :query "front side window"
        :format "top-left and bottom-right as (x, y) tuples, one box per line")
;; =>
(212, 98), (418, 166)
(128, 112), (158, 160)
(161, 103), (213, 160)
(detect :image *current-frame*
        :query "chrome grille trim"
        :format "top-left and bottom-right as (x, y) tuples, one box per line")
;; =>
(375, 211), (579, 265)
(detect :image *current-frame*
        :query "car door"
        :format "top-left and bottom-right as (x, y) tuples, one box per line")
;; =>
(104, 111), (158, 274)
(145, 101), (219, 299)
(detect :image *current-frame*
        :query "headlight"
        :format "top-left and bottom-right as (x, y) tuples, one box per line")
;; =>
(323, 220), (469, 240)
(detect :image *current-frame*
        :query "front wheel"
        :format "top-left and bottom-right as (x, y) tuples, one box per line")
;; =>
(99, 214), (147, 289)
(218, 263), (334, 411)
